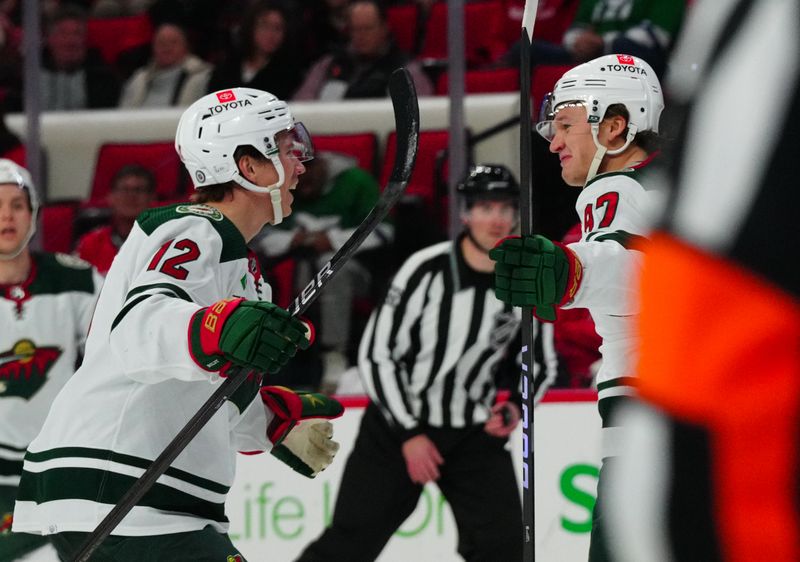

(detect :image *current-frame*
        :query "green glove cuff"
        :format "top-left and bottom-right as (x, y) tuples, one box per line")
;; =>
(270, 444), (315, 478)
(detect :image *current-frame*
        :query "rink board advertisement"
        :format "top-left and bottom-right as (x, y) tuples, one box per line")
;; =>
(226, 390), (601, 562)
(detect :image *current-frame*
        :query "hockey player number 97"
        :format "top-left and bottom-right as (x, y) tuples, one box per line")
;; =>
(146, 238), (201, 280)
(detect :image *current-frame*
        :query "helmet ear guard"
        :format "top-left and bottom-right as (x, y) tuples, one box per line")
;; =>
(0, 158), (38, 260)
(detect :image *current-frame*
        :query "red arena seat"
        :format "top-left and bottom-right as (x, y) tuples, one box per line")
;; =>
(387, 4), (420, 55)
(312, 132), (379, 175)
(86, 14), (153, 66)
(88, 141), (184, 206)
(435, 67), (520, 95)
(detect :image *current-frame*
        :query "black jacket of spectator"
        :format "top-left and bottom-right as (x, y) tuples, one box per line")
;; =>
(206, 50), (303, 100)
(327, 43), (411, 99)
(41, 47), (121, 109)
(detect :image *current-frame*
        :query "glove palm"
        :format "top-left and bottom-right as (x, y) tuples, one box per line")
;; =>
(260, 386), (344, 478)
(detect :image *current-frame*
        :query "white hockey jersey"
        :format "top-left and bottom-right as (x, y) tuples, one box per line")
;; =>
(13, 204), (277, 537)
(0, 253), (101, 486)
(563, 159), (663, 429)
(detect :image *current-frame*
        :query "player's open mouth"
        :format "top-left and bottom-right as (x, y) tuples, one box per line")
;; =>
(0, 227), (16, 236)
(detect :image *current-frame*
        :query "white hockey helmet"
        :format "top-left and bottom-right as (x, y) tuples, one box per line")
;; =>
(536, 54), (664, 184)
(0, 158), (38, 260)
(175, 88), (313, 224)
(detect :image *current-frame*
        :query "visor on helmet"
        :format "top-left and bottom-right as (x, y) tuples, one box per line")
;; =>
(279, 122), (314, 163)
(535, 98), (589, 142)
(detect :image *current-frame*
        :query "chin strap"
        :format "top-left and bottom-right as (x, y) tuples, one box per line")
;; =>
(231, 155), (287, 225)
(584, 123), (639, 186)
(0, 223), (36, 261)
(269, 189), (283, 225)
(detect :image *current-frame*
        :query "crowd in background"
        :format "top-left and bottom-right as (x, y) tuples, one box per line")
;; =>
(0, 0), (691, 393)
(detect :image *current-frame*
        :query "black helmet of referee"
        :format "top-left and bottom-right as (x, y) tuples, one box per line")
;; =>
(457, 164), (519, 208)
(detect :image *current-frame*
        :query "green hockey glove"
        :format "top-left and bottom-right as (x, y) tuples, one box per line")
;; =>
(261, 386), (344, 478)
(189, 298), (313, 374)
(489, 235), (583, 322)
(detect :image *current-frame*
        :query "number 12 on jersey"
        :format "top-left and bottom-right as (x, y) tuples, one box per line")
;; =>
(147, 238), (201, 280)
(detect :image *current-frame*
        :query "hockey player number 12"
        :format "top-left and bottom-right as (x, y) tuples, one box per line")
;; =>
(147, 238), (201, 280)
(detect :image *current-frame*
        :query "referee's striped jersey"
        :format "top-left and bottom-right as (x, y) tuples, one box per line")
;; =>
(358, 235), (558, 438)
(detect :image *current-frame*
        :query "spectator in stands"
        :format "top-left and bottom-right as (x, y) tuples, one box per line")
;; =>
(253, 150), (390, 392)
(36, 4), (121, 111)
(299, 0), (350, 66)
(75, 164), (156, 274)
(119, 22), (211, 108)
(207, 1), (304, 101)
(293, 0), (432, 101)
(501, 0), (685, 78)
(562, 0), (685, 75)
(90, 0), (154, 18)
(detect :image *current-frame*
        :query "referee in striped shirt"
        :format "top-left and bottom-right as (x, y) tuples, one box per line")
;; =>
(298, 164), (557, 562)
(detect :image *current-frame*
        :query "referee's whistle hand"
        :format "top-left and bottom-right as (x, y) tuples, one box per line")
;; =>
(402, 434), (444, 484)
(484, 402), (520, 438)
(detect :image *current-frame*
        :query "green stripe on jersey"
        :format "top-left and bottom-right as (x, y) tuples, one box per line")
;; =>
(0, 457), (23, 478)
(24, 447), (229, 494)
(137, 204), (247, 263)
(111, 294), (152, 332)
(126, 282), (193, 303)
(17, 467), (226, 523)
(586, 230), (648, 249)
(583, 164), (655, 190)
(598, 395), (634, 428)
(27, 253), (96, 295)
(596, 376), (637, 391)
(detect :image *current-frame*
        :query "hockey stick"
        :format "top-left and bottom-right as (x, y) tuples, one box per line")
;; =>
(72, 68), (419, 562)
(519, 2), (539, 561)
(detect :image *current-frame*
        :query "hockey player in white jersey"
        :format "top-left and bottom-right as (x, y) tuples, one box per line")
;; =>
(12, 89), (344, 561)
(489, 54), (665, 562)
(0, 160), (102, 561)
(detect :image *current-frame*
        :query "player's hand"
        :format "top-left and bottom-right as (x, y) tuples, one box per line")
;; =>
(402, 434), (444, 484)
(189, 298), (313, 374)
(484, 402), (520, 438)
(260, 386), (344, 478)
(489, 235), (583, 322)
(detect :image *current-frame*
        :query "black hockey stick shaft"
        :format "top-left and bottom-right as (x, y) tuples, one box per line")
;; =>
(520, 2), (539, 561)
(72, 68), (419, 562)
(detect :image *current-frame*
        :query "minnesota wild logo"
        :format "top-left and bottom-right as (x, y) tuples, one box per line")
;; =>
(226, 555), (243, 562)
(0, 340), (62, 399)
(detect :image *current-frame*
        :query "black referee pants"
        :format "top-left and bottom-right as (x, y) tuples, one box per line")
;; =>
(296, 403), (522, 562)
